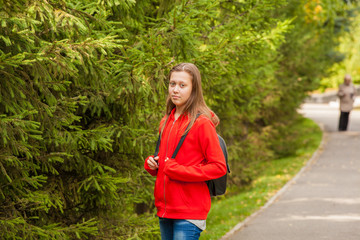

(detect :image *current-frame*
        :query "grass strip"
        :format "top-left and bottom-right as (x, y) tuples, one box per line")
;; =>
(200, 117), (323, 240)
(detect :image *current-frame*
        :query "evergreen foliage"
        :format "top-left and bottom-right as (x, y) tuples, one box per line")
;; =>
(0, 0), (356, 239)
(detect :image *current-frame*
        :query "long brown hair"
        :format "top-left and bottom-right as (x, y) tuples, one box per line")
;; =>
(161, 63), (219, 135)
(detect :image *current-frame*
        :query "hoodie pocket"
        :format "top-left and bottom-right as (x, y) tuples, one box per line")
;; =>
(164, 180), (190, 210)
(165, 180), (210, 213)
(154, 175), (165, 208)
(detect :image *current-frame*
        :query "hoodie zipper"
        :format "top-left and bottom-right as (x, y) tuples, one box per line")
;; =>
(162, 118), (177, 218)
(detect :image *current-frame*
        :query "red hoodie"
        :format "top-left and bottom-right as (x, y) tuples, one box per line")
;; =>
(144, 109), (227, 220)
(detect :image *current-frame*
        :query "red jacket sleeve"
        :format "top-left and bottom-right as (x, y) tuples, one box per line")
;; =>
(144, 155), (158, 176)
(163, 119), (227, 182)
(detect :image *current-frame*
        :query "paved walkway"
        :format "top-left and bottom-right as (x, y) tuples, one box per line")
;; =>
(222, 104), (360, 240)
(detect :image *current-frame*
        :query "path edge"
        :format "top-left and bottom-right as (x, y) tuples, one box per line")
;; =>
(220, 122), (327, 240)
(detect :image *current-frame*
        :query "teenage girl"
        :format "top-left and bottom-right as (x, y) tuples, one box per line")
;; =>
(144, 63), (227, 240)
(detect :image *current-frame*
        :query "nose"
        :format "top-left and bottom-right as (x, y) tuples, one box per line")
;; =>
(173, 84), (180, 93)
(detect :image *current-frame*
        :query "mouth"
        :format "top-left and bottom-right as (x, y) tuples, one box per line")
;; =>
(172, 95), (180, 100)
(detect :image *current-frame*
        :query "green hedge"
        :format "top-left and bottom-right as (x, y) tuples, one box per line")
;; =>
(0, 0), (354, 239)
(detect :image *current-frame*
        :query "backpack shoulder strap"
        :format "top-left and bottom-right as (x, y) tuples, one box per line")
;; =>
(171, 131), (188, 159)
(154, 134), (161, 157)
(154, 114), (201, 158)
(154, 116), (170, 157)
(171, 114), (201, 159)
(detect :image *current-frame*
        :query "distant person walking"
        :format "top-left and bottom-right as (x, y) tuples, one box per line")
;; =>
(337, 74), (356, 131)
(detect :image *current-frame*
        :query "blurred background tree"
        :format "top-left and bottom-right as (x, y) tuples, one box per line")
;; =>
(319, 4), (360, 90)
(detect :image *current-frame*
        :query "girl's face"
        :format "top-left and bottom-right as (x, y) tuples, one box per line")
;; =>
(169, 71), (193, 111)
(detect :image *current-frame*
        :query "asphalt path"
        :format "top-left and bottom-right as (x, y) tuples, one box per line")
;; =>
(222, 103), (360, 240)
(299, 103), (360, 132)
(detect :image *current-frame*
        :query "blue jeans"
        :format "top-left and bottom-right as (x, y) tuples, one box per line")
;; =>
(159, 218), (202, 240)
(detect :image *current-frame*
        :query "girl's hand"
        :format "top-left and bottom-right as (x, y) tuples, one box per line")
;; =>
(147, 156), (159, 170)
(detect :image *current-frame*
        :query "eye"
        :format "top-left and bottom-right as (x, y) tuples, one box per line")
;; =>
(180, 84), (185, 87)
(169, 82), (176, 87)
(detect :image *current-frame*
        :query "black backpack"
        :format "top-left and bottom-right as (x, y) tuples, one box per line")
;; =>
(206, 134), (230, 196)
(154, 117), (230, 197)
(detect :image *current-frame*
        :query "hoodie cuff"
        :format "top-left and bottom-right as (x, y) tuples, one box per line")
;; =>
(144, 155), (158, 176)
